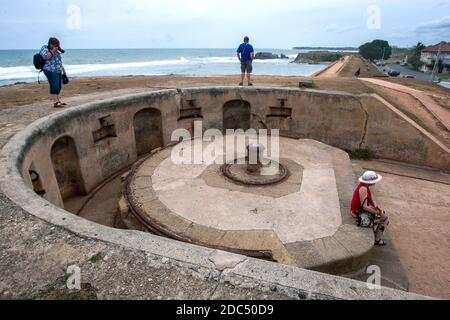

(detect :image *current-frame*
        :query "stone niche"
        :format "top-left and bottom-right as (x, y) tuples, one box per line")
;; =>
(223, 100), (251, 132)
(133, 108), (163, 156)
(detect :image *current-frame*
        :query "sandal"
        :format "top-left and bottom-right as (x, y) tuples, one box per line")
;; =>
(54, 102), (65, 108)
(58, 101), (67, 106)
(239, 82), (244, 86)
(248, 83), (254, 86)
(374, 239), (387, 246)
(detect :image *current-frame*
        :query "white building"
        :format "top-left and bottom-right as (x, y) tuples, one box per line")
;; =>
(420, 42), (450, 74)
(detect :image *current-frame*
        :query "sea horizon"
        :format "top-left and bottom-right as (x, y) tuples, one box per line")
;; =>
(0, 48), (331, 86)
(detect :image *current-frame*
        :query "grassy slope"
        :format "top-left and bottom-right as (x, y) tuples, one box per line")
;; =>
(338, 55), (386, 78)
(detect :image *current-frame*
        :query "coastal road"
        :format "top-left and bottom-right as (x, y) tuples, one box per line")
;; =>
(315, 55), (350, 77)
(361, 77), (450, 131)
(381, 64), (450, 89)
(381, 64), (431, 81)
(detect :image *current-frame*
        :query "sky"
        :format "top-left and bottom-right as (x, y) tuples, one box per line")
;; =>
(0, 0), (449, 49)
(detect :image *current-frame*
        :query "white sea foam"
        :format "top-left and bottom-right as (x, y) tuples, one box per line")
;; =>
(66, 58), (190, 74)
(253, 58), (293, 64)
(193, 56), (237, 63)
(0, 58), (192, 80)
(193, 56), (294, 64)
(0, 56), (292, 80)
(0, 66), (37, 80)
(0, 53), (325, 85)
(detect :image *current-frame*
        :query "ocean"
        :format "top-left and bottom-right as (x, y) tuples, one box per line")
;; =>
(0, 48), (327, 86)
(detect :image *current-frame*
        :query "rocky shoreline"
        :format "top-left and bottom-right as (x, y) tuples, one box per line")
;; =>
(292, 51), (347, 64)
(254, 52), (289, 60)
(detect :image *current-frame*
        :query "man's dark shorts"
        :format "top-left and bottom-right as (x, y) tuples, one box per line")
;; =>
(241, 61), (253, 74)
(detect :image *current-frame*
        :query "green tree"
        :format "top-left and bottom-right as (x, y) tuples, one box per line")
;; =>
(408, 55), (423, 70)
(359, 40), (392, 61)
(408, 42), (426, 70)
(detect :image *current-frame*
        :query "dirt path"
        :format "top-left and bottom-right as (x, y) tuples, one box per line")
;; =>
(372, 94), (450, 153)
(366, 85), (450, 148)
(338, 56), (386, 78)
(361, 78), (450, 131)
(315, 56), (350, 78)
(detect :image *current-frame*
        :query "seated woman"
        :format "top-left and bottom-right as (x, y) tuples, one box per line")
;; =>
(351, 171), (389, 246)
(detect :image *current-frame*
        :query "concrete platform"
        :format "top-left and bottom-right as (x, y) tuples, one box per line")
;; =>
(126, 136), (374, 274)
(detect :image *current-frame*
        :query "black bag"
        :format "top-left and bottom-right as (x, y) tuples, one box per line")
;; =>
(33, 52), (47, 84)
(33, 53), (46, 70)
(356, 198), (374, 228)
(357, 211), (374, 228)
(62, 73), (69, 85)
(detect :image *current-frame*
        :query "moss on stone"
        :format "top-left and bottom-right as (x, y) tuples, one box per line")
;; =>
(348, 149), (375, 160)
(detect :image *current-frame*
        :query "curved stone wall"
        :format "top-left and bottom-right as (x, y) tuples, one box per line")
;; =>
(14, 87), (449, 210)
(0, 86), (440, 299)
(0, 86), (443, 221)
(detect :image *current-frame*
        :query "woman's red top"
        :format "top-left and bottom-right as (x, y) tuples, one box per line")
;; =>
(351, 183), (373, 216)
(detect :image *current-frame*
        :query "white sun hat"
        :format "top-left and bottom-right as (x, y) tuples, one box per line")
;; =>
(359, 171), (383, 184)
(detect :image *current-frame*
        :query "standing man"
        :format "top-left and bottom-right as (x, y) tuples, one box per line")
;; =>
(237, 36), (255, 86)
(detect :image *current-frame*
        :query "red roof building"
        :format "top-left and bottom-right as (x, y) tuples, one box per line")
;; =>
(420, 42), (450, 74)
(422, 42), (450, 53)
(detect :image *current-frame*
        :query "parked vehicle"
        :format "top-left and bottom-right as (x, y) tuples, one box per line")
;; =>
(432, 78), (441, 84)
(388, 70), (401, 77)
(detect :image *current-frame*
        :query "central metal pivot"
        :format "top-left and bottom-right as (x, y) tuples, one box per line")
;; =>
(246, 144), (266, 174)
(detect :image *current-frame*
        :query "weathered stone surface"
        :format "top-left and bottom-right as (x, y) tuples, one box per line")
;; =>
(201, 159), (303, 198)
(147, 138), (344, 245)
(181, 223), (227, 246)
(334, 225), (373, 271)
(208, 250), (247, 271)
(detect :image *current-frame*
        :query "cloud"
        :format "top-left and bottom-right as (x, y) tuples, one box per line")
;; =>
(1, 0), (449, 49)
(325, 24), (339, 32)
(325, 24), (358, 33)
(412, 15), (450, 45)
(416, 16), (450, 32)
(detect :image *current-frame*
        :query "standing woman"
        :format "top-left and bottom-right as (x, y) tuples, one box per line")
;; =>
(40, 37), (67, 108)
